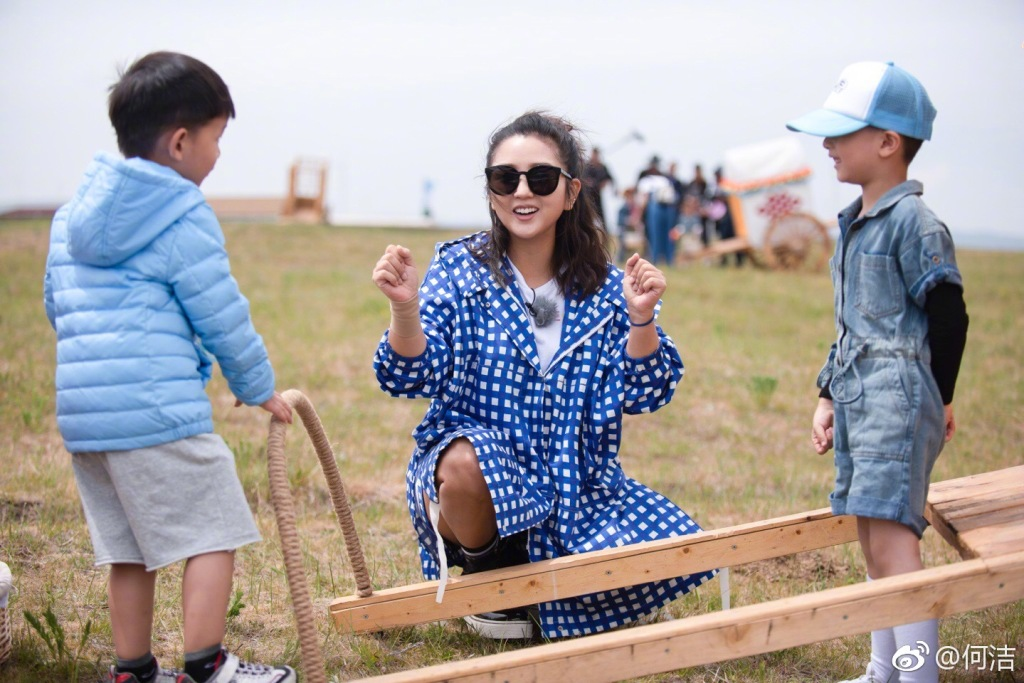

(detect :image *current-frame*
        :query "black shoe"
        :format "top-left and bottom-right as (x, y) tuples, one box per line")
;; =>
(458, 530), (536, 640)
(460, 530), (529, 575)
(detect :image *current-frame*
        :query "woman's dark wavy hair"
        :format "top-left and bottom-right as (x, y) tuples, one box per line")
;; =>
(470, 111), (610, 298)
(108, 51), (235, 158)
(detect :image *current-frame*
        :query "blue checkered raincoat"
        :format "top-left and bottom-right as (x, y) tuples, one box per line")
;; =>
(373, 233), (715, 637)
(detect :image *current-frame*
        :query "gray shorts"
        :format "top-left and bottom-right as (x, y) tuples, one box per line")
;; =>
(72, 433), (261, 570)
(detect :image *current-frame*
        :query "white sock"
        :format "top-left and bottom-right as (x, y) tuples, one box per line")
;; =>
(870, 627), (898, 681)
(866, 576), (898, 682)
(892, 618), (938, 682)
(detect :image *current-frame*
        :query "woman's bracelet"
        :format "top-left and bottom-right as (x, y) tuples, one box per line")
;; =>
(629, 314), (656, 327)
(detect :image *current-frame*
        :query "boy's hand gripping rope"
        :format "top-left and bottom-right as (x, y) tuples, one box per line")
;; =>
(266, 389), (373, 683)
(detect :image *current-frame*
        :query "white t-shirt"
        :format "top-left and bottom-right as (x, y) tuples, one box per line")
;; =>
(637, 173), (674, 204)
(509, 261), (564, 372)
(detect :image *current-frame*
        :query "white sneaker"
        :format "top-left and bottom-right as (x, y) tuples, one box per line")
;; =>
(836, 667), (879, 683)
(204, 651), (295, 683)
(463, 609), (534, 640)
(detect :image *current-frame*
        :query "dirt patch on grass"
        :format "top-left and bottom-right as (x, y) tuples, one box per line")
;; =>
(347, 481), (407, 506)
(735, 549), (852, 584)
(0, 496), (42, 523)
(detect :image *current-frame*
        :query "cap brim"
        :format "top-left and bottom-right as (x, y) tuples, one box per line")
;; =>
(786, 109), (869, 137)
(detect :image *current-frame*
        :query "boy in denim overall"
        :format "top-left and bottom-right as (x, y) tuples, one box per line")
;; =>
(788, 62), (968, 682)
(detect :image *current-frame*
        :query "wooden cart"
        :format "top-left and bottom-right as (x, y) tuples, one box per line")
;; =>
(689, 137), (832, 271)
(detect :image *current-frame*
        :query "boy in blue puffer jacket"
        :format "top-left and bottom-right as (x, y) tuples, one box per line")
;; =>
(44, 52), (296, 683)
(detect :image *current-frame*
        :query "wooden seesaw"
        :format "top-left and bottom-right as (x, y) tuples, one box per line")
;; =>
(267, 390), (1024, 682)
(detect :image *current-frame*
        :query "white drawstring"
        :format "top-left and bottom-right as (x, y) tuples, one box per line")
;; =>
(0, 561), (11, 609)
(428, 500), (449, 603)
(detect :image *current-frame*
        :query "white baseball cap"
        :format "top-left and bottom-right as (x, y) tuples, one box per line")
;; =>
(786, 61), (936, 140)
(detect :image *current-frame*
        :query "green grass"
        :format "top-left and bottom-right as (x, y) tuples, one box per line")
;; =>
(1, 219), (1021, 681)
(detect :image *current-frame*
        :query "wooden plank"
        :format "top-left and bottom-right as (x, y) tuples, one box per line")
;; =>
(926, 466), (1024, 559)
(329, 510), (856, 633)
(206, 196), (284, 220)
(929, 491), (1019, 522)
(951, 505), (1024, 532)
(349, 551), (1024, 683)
(926, 466), (1024, 505)
(700, 237), (753, 257)
(936, 492), (1022, 523)
(957, 520), (1024, 560)
(925, 504), (973, 558)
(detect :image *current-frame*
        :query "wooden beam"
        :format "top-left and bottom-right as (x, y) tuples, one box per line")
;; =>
(698, 237), (752, 258)
(926, 466), (1023, 505)
(925, 465), (1024, 560)
(329, 509), (856, 633)
(349, 550), (1024, 683)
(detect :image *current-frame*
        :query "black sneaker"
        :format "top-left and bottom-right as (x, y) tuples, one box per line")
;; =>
(460, 531), (529, 575)
(459, 531), (536, 640)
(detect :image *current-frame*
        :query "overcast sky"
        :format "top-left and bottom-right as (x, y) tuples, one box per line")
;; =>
(2, 1), (1021, 246)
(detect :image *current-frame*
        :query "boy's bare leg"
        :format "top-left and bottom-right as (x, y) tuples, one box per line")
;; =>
(859, 517), (923, 578)
(860, 517), (938, 681)
(182, 551), (233, 652)
(109, 563), (156, 660)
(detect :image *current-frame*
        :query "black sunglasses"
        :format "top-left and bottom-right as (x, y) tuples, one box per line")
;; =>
(485, 164), (573, 196)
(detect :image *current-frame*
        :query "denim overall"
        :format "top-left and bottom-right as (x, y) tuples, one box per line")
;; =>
(817, 181), (962, 537)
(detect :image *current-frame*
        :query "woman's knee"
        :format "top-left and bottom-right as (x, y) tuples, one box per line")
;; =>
(436, 439), (485, 491)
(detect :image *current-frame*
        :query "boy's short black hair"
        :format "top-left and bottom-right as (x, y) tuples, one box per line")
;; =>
(108, 51), (235, 158)
(901, 135), (924, 164)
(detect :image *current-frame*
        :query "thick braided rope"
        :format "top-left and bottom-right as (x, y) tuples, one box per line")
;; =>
(0, 607), (9, 665)
(0, 561), (11, 665)
(266, 389), (374, 683)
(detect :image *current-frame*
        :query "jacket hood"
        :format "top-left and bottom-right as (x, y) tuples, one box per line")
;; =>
(66, 152), (206, 266)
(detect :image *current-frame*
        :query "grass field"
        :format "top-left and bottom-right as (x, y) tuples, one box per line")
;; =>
(1, 219), (1021, 682)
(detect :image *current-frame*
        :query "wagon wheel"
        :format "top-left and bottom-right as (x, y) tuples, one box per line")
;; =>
(762, 211), (831, 271)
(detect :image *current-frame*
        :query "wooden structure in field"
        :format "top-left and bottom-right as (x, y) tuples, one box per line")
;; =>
(281, 157), (328, 224)
(206, 158), (329, 225)
(328, 466), (1023, 682)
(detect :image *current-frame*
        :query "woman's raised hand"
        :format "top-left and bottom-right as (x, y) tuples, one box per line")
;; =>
(372, 244), (420, 303)
(623, 253), (666, 324)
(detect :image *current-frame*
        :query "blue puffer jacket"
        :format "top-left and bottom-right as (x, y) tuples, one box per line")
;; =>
(44, 152), (276, 453)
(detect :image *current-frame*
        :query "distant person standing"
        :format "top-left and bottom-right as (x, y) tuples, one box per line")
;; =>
(689, 163), (708, 197)
(710, 167), (744, 267)
(636, 162), (677, 266)
(665, 162), (688, 229)
(615, 186), (642, 264)
(637, 155), (661, 181)
(689, 164), (711, 246)
(582, 146), (615, 230)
